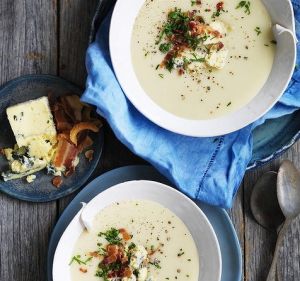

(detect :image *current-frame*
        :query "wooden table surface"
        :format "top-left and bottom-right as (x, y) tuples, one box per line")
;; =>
(0, 1), (299, 280)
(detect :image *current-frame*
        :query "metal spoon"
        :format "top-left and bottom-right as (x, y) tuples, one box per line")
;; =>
(250, 171), (285, 230)
(265, 160), (300, 281)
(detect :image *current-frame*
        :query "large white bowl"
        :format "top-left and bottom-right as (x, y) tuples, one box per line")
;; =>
(109, 0), (297, 137)
(52, 180), (222, 281)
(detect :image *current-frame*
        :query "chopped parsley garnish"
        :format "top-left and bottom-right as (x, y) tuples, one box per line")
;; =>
(227, 102), (232, 107)
(191, 0), (201, 6)
(158, 73), (164, 78)
(254, 26), (261, 35)
(69, 255), (92, 265)
(190, 53), (205, 63)
(97, 242), (107, 255)
(236, 1), (251, 15)
(159, 43), (172, 53)
(149, 259), (161, 269)
(98, 228), (122, 245)
(128, 242), (136, 250)
(212, 2), (225, 18)
(156, 8), (212, 73)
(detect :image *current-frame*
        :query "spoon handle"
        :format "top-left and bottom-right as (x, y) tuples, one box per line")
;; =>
(266, 219), (291, 281)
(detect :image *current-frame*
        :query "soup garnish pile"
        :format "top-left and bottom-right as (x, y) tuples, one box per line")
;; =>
(131, 0), (276, 119)
(70, 200), (199, 281)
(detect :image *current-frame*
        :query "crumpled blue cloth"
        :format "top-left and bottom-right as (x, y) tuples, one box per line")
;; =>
(82, 1), (300, 208)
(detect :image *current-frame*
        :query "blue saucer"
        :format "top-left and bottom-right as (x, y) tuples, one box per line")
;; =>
(0, 75), (104, 202)
(47, 165), (242, 281)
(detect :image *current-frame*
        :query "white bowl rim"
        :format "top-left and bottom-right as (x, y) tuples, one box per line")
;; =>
(109, 0), (297, 137)
(52, 180), (222, 281)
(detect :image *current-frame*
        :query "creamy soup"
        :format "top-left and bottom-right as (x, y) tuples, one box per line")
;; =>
(131, 0), (276, 119)
(70, 200), (199, 281)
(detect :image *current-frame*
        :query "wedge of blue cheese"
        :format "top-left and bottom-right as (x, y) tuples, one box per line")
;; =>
(1, 97), (57, 181)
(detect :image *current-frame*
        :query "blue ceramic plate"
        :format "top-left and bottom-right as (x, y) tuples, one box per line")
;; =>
(249, 110), (300, 169)
(47, 165), (242, 281)
(0, 75), (104, 202)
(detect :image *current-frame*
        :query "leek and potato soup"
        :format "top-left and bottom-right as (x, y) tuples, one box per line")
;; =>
(131, 0), (276, 119)
(70, 200), (199, 281)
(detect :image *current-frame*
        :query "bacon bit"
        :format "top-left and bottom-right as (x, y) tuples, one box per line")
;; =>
(57, 132), (71, 142)
(121, 267), (132, 278)
(120, 253), (128, 264)
(103, 254), (118, 265)
(54, 110), (73, 131)
(52, 138), (78, 170)
(79, 267), (87, 273)
(188, 20), (197, 30)
(85, 150), (94, 162)
(107, 245), (119, 256)
(216, 42), (224, 50)
(70, 122), (100, 146)
(60, 95), (84, 122)
(216, 2), (224, 11)
(119, 228), (131, 241)
(52, 176), (63, 188)
(90, 251), (100, 257)
(178, 68), (185, 75)
(78, 136), (94, 153)
(64, 166), (75, 177)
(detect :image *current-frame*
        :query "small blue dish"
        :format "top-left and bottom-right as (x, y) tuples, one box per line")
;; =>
(47, 165), (242, 281)
(249, 110), (300, 169)
(0, 74), (104, 202)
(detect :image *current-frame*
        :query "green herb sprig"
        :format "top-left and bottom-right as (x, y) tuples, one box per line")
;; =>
(98, 228), (122, 245)
(236, 1), (251, 15)
(254, 26), (261, 35)
(69, 255), (92, 265)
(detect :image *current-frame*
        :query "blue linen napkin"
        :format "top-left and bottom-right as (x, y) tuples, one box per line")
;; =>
(82, 1), (300, 208)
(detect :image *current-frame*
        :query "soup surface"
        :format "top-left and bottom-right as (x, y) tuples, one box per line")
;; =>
(70, 200), (199, 281)
(131, 0), (276, 119)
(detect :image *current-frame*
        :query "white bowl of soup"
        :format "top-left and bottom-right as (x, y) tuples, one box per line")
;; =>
(52, 180), (222, 281)
(109, 0), (296, 137)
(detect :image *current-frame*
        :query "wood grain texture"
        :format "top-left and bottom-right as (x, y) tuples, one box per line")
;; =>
(58, 0), (99, 86)
(0, 1), (58, 280)
(57, 0), (146, 214)
(228, 187), (245, 279)
(0, 0), (57, 84)
(243, 142), (300, 281)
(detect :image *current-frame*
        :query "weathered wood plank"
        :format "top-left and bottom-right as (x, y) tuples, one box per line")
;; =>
(57, 0), (145, 214)
(228, 187), (245, 279)
(0, 0), (58, 280)
(58, 0), (98, 86)
(244, 141), (300, 281)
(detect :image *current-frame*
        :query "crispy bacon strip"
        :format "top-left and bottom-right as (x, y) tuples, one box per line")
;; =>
(119, 228), (131, 241)
(52, 138), (78, 170)
(60, 95), (84, 122)
(54, 110), (73, 131)
(78, 136), (94, 152)
(121, 267), (132, 278)
(70, 122), (100, 146)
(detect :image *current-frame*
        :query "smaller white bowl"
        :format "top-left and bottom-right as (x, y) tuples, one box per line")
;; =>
(52, 180), (222, 281)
